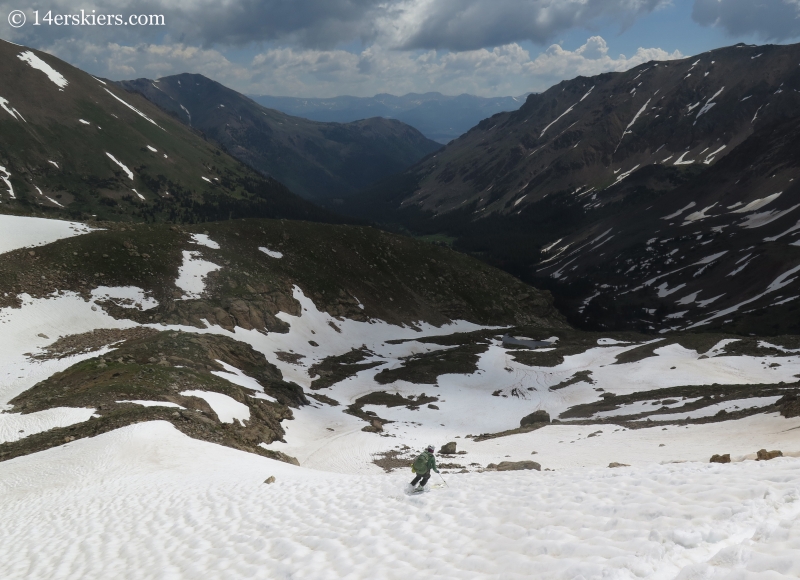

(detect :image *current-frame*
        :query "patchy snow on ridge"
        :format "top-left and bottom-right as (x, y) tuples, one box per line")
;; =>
(91, 286), (158, 311)
(732, 192), (782, 214)
(190, 233), (220, 250)
(0, 215), (94, 255)
(259, 246), (283, 259)
(179, 390), (250, 424)
(175, 250), (220, 299)
(0, 165), (14, 199)
(103, 88), (161, 128)
(117, 400), (184, 409)
(105, 153), (133, 180)
(211, 361), (278, 403)
(662, 201), (696, 220)
(16, 51), (68, 89)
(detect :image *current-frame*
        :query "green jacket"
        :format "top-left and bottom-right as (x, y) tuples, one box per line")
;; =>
(413, 451), (439, 474)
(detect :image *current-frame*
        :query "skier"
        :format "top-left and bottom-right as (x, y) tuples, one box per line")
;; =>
(410, 445), (440, 490)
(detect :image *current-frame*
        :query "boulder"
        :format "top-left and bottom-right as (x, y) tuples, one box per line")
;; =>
(520, 410), (550, 427)
(439, 441), (457, 454)
(362, 419), (384, 433)
(264, 476), (276, 484)
(608, 462), (629, 468)
(756, 449), (783, 461)
(495, 460), (541, 471)
(710, 454), (731, 464)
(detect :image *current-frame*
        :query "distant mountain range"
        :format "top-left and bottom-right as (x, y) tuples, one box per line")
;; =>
(341, 42), (800, 336)
(250, 92), (528, 144)
(117, 75), (441, 202)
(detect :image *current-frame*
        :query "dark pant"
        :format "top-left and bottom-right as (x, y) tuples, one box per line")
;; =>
(411, 471), (431, 487)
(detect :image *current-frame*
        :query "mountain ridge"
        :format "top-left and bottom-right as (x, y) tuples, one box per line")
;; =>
(117, 74), (442, 202)
(250, 91), (528, 143)
(0, 39), (336, 225)
(340, 41), (800, 335)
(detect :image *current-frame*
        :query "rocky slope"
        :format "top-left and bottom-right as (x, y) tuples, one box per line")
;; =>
(343, 42), (800, 334)
(118, 75), (442, 202)
(252, 92), (527, 144)
(0, 40), (330, 225)
(0, 215), (565, 461)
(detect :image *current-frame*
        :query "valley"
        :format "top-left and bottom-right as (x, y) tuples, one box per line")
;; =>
(1, 34), (800, 580)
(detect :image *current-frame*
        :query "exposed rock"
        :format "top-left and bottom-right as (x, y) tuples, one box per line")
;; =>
(756, 449), (783, 461)
(777, 392), (800, 419)
(264, 476), (276, 484)
(362, 419), (384, 433)
(495, 460), (541, 471)
(520, 410), (550, 427)
(428, 404), (439, 410)
(608, 462), (629, 468)
(260, 449), (300, 466)
(439, 441), (457, 454)
(710, 454), (731, 464)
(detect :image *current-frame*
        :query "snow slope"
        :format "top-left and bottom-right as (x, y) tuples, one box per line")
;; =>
(1, 421), (798, 580)
(0, 215), (94, 255)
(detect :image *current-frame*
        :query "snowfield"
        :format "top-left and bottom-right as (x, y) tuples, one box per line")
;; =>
(2, 215), (800, 578)
(1, 421), (799, 580)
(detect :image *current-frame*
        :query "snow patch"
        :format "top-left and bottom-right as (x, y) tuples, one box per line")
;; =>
(17, 51), (68, 89)
(105, 153), (133, 180)
(103, 88), (162, 129)
(731, 192), (782, 214)
(259, 247), (283, 259)
(91, 286), (158, 311)
(662, 202), (696, 220)
(117, 400), (184, 409)
(0, 215), (94, 255)
(179, 390), (250, 424)
(175, 251), (221, 299)
(190, 233), (220, 250)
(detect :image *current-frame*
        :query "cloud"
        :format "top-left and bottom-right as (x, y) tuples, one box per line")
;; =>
(51, 36), (681, 98)
(2, 0), (385, 49)
(391, 0), (670, 51)
(692, 0), (800, 41)
(3, 0), (670, 51)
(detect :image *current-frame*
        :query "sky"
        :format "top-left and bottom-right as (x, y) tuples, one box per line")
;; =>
(2, 0), (800, 98)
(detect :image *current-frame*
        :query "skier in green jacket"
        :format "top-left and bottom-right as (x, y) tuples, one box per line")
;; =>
(410, 445), (439, 490)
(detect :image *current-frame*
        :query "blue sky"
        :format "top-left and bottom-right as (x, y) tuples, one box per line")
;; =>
(2, 0), (798, 97)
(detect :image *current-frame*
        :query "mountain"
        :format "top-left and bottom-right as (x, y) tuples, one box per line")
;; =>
(0, 40), (330, 225)
(117, 75), (442, 202)
(251, 92), (528, 143)
(344, 42), (800, 335)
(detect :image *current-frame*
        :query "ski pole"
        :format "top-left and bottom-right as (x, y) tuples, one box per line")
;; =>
(438, 472), (449, 487)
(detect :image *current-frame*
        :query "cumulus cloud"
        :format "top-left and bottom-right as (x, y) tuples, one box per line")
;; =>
(391, 0), (670, 51)
(50, 36), (681, 98)
(3, 0), (669, 51)
(692, 0), (800, 41)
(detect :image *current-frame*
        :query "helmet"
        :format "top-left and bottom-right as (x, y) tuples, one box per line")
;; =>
(426, 445), (435, 453)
